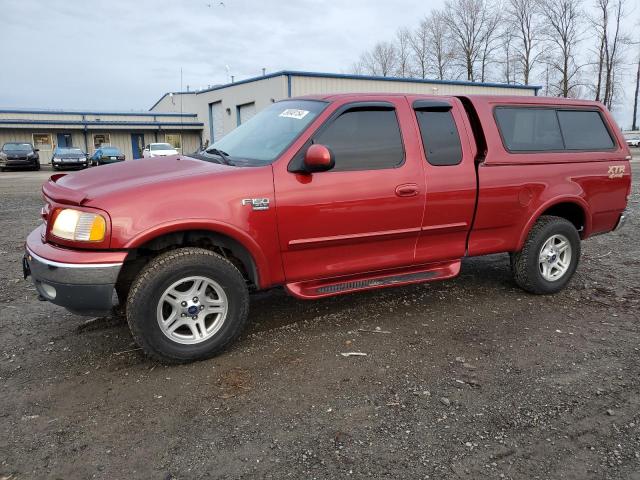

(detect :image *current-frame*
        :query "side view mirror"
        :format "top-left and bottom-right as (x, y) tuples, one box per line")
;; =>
(303, 144), (334, 173)
(34, 148), (39, 152)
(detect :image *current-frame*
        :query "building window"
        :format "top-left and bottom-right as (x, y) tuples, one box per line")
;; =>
(32, 133), (52, 149)
(165, 133), (182, 150)
(93, 133), (111, 148)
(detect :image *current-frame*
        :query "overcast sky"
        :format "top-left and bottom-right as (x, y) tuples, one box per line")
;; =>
(0, 0), (637, 127)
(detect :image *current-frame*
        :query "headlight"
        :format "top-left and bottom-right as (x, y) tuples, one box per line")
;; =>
(53, 157), (61, 162)
(51, 209), (106, 242)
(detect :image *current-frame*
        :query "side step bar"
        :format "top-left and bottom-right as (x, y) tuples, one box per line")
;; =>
(285, 260), (461, 299)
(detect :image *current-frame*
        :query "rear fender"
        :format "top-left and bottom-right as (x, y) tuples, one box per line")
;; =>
(517, 196), (591, 251)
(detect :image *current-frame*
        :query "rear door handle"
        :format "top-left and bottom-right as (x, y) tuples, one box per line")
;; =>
(395, 183), (419, 197)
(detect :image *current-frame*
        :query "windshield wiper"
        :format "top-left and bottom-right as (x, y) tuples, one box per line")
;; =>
(205, 148), (234, 166)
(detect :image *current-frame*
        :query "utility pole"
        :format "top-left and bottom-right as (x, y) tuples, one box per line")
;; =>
(633, 49), (639, 131)
(180, 68), (184, 154)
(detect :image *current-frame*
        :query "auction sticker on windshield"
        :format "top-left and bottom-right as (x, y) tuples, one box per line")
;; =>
(279, 109), (309, 120)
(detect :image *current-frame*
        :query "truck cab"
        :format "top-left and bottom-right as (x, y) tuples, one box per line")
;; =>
(24, 94), (631, 363)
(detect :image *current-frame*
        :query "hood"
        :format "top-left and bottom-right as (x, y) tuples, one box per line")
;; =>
(43, 155), (235, 205)
(55, 153), (85, 159)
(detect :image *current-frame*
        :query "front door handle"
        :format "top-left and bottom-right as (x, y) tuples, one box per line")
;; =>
(395, 183), (419, 197)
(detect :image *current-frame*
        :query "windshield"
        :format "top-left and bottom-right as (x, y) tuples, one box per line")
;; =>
(3, 143), (32, 152)
(58, 148), (84, 155)
(208, 100), (327, 164)
(151, 143), (174, 151)
(102, 147), (120, 154)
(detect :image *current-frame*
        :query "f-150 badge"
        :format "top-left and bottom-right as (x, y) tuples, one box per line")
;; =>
(242, 198), (270, 210)
(608, 165), (625, 179)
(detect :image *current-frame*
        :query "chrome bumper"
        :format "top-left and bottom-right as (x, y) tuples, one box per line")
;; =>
(24, 247), (122, 315)
(613, 209), (628, 231)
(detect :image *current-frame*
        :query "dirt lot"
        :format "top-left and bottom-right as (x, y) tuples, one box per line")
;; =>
(0, 160), (639, 480)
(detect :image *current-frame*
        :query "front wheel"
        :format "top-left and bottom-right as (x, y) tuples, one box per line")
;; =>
(126, 248), (250, 363)
(510, 215), (581, 295)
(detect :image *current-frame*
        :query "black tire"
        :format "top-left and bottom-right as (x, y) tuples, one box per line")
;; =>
(33, 162), (40, 171)
(126, 247), (250, 363)
(510, 215), (581, 295)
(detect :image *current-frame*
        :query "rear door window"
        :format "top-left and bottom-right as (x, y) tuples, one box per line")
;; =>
(314, 108), (404, 171)
(494, 108), (564, 152)
(557, 110), (614, 150)
(415, 110), (462, 166)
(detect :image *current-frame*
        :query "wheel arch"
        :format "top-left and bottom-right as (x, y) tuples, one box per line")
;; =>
(517, 197), (591, 251)
(117, 222), (270, 300)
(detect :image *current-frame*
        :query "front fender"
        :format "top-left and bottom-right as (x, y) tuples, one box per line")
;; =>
(123, 219), (272, 288)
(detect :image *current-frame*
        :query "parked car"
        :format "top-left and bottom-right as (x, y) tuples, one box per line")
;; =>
(51, 147), (88, 170)
(24, 94), (631, 363)
(90, 146), (125, 166)
(0, 142), (40, 171)
(625, 135), (640, 148)
(142, 143), (179, 158)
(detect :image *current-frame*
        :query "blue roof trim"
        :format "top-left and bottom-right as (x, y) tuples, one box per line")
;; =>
(0, 119), (203, 127)
(0, 108), (197, 117)
(149, 70), (542, 110)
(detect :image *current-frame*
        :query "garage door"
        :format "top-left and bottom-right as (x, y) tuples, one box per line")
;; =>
(209, 101), (224, 143)
(237, 102), (256, 126)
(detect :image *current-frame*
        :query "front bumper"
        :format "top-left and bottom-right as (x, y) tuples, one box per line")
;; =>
(52, 159), (87, 167)
(1, 158), (38, 168)
(24, 228), (126, 315)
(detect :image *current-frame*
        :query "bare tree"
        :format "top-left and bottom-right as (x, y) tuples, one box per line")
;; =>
(505, 0), (543, 84)
(540, 0), (584, 97)
(424, 10), (454, 80)
(443, 0), (498, 81)
(499, 29), (521, 83)
(410, 18), (430, 78)
(356, 41), (398, 77)
(394, 28), (414, 77)
(478, 8), (502, 82)
(591, 0), (628, 108)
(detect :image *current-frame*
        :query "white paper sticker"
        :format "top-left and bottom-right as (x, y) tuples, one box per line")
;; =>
(279, 109), (309, 120)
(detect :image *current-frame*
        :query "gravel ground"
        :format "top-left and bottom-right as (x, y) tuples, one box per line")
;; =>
(0, 160), (639, 480)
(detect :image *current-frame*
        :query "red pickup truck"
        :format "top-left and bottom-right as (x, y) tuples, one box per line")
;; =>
(24, 94), (631, 363)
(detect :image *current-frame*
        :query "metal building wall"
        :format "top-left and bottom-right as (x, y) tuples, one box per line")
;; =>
(151, 75), (288, 145)
(290, 75), (537, 97)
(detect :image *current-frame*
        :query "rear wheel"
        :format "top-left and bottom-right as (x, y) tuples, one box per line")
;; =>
(511, 215), (581, 294)
(126, 248), (250, 363)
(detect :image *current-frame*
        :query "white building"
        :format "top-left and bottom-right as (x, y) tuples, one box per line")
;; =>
(150, 70), (541, 145)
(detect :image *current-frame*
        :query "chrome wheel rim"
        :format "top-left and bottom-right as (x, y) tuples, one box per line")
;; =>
(156, 275), (228, 345)
(538, 234), (572, 282)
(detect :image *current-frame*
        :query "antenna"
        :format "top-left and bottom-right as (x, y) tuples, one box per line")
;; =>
(180, 68), (183, 154)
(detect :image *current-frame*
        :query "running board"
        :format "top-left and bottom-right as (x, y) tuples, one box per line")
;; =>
(285, 260), (461, 299)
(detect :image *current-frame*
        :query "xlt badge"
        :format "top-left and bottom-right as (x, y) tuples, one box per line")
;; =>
(242, 198), (270, 211)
